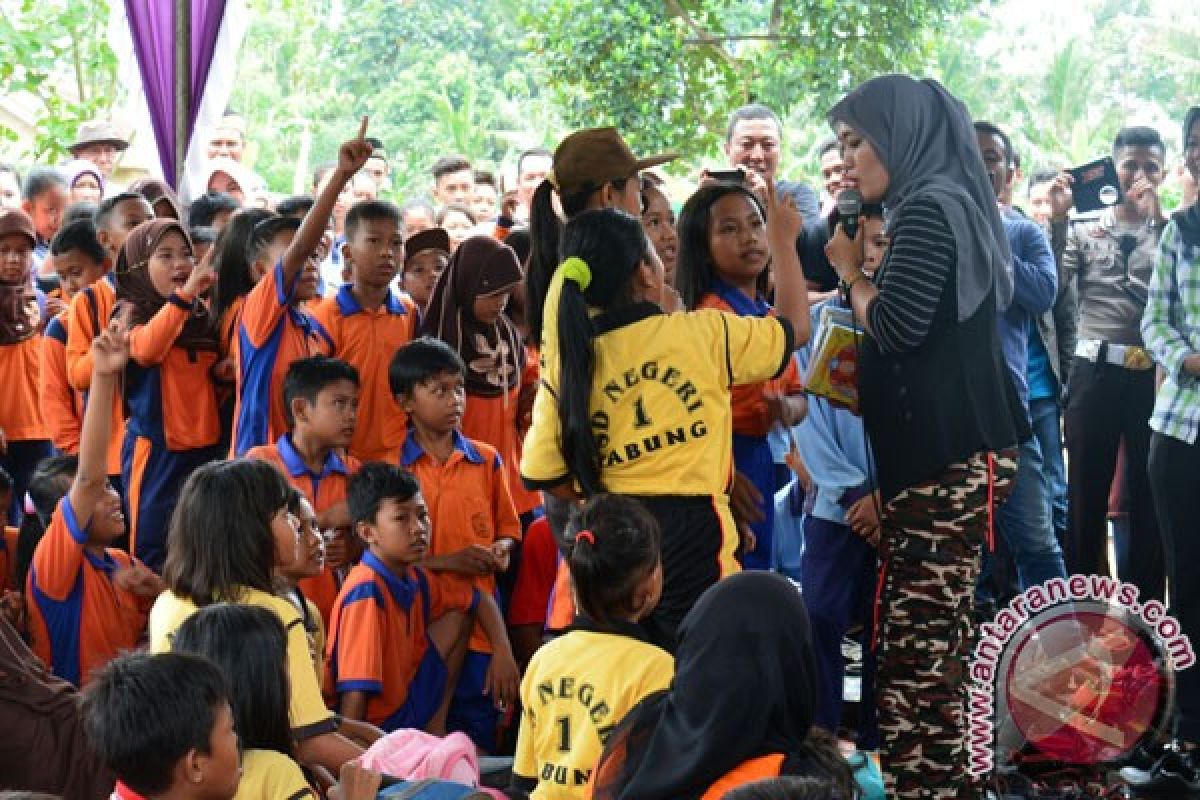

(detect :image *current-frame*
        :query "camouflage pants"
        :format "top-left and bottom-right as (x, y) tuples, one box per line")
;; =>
(876, 449), (1017, 800)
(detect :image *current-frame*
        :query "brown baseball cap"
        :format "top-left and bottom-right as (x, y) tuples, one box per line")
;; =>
(69, 120), (130, 154)
(404, 227), (451, 265)
(0, 208), (36, 247)
(550, 127), (677, 195)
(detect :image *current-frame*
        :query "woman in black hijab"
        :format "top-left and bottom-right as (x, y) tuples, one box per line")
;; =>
(822, 75), (1027, 799)
(591, 572), (857, 800)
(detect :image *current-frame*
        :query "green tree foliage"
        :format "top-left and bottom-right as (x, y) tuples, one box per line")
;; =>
(233, 0), (562, 200)
(933, 0), (1195, 174)
(523, 0), (977, 161)
(0, 0), (120, 161)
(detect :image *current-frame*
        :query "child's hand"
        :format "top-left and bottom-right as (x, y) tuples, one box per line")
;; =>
(0, 589), (25, 631)
(491, 538), (515, 572)
(768, 391), (796, 429)
(729, 470), (765, 528)
(847, 491), (882, 548)
(323, 528), (352, 570)
(328, 763), (382, 800)
(181, 247), (217, 298)
(113, 563), (166, 598)
(44, 294), (67, 321)
(765, 179), (803, 251)
(210, 356), (236, 384)
(485, 649), (520, 710)
(337, 117), (374, 177)
(442, 544), (498, 576)
(92, 304), (133, 376)
(318, 501), (353, 532)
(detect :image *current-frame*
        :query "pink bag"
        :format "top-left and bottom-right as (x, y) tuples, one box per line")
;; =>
(356, 729), (480, 786)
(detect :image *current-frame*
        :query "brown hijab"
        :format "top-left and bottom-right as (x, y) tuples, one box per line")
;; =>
(128, 178), (182, 221)
(115, 219), (217, 351)
(421, 235), (523, 396)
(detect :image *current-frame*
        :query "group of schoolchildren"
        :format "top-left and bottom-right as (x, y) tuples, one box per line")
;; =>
(0, 118), (886, 800)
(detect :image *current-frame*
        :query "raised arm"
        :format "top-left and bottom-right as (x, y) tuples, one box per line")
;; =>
(766, 180), (810, 345)
(69, 307), (131, 526)
(282, 118), (374, 285)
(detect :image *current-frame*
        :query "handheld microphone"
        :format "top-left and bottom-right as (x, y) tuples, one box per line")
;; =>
(836, 188), (863, 240)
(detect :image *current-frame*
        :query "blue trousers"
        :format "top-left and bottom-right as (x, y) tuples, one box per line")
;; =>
(801, 513), (879, 749)
(979, 435), (1068, 601)
(1029, 396), (1067, 545)
(122, 433), (221, 572)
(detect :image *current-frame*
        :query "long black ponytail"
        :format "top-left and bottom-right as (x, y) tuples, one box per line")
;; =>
(556, 209), (648, 496)
(526, 177), (633, 346)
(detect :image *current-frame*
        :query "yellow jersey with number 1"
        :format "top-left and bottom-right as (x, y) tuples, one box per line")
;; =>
(521, 302), (794, 575)
(512, 627), (674, 799)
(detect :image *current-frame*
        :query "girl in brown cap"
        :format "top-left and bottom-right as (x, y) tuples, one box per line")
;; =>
(115, 219), (222, 572)
(522, 180), (809, 650)
(525, 128), (679, 566)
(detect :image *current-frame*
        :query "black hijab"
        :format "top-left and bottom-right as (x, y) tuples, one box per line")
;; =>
(592, 572), (821, 800)
(828, 74), (1014, 321)
(1173, 106), (1200, 246)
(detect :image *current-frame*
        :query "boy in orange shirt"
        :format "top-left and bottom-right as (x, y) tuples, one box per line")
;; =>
(0, 209), (52, 523)
(312, 200), (418, 463)
(27, 306), (163, 686)
(326, 462), (518, 733)
(389, 336), (520, 750)
(231, 121), (375, 456)
(246, 355), (363, 626)
(43, 218), (109, 455)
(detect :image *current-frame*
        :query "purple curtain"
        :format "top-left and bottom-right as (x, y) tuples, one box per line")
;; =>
(125, 0), (228, 187)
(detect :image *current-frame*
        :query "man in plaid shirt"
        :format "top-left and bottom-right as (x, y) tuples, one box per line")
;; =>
(1142, 104), (1200, 755)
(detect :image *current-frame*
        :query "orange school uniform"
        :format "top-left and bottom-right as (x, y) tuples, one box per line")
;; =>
(0, 335), (47, 443)
(122, 296), (223, 571)
(232, 261), (333, 456)
(41, 313), (83, 453)
(325, 554), (478, 730)
(462, 386), (540, 516)
(311, 285), (419, 462)
(26, 497), (151, 686)
(700, 754), (787, 800)
(696, 290), (803, 437)
(400, 429), (519, 652)
(64, 277), (125, 475)
(245, 434), (362, 626)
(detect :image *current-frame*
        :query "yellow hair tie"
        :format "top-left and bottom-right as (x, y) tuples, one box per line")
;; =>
(545, 168), (559, 191)
(560, 257), (592, 291)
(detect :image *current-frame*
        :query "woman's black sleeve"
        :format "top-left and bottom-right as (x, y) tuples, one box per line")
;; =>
(867, 199), (956, 354)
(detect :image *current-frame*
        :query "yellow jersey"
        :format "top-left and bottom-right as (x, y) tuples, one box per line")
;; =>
(234, 749), (316, 800)
(522, 302), (793, 571)
(149, 587), (337, 740)
(513, 627), (674, 799)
